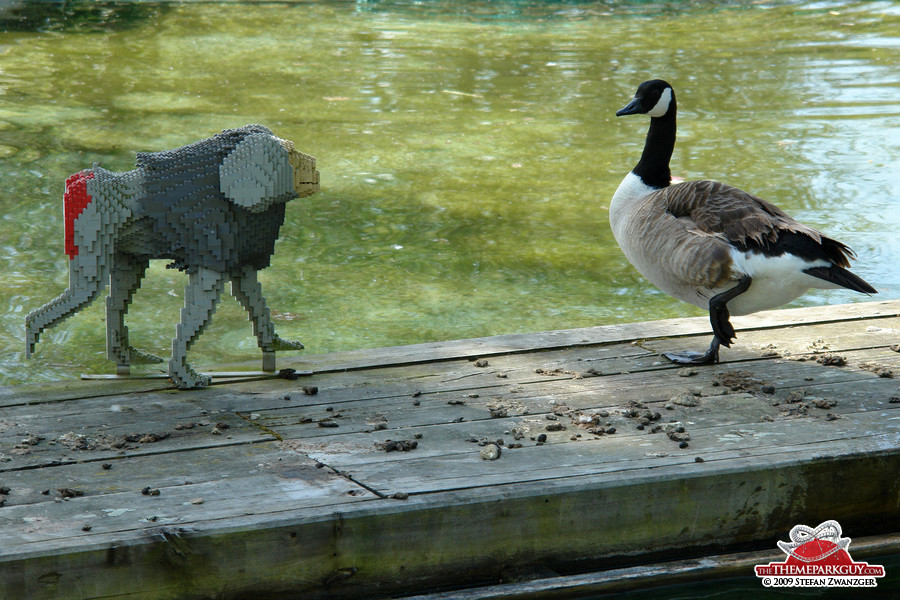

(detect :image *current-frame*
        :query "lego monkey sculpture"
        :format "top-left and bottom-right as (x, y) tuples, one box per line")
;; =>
(25, 124), (319, 389)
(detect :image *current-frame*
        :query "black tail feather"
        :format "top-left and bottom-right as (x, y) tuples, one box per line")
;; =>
(804, 265), (877, 294)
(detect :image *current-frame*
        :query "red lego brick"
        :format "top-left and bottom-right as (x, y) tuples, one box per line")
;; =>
(64, 170), (95, 258)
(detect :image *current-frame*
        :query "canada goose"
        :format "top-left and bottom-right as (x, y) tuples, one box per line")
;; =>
(610, 79), (876, 365)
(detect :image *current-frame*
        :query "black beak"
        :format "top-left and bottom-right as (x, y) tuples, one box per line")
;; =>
(616, 97), (642, 116)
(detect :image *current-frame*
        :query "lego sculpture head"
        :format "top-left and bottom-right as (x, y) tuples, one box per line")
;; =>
(25, 124), (319, 389)
(218, 132), (319, 214)
(280, 138), (320, 200)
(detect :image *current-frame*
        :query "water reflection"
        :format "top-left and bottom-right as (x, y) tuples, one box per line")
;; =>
(0, 1), (164, 33)
(0, 0), (897, 384)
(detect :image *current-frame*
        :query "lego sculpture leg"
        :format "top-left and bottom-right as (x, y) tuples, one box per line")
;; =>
(106, 255), (162, 374)
(230, 265), (304, 372)
(25, 253), (108, 358)
(169, 267), (225, 389)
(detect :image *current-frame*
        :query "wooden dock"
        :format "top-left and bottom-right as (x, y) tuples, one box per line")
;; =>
(2, 299), (900, 599)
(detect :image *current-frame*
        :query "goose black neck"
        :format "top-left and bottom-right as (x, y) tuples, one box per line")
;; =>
(632, 108), (676, 190)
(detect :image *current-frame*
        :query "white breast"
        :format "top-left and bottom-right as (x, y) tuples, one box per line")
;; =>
(609, 172), (656, 237)
(609, 173), (711, 310)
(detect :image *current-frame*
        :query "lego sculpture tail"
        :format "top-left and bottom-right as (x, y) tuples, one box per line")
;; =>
(26, 169), (124, 357)
(25, 125), (319, 389)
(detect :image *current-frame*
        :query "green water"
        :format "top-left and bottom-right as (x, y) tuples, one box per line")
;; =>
(0, 0), (898, 385)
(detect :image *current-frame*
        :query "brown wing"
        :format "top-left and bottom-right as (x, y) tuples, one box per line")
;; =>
(659, 180), (826, 249)
(624, 187), (736, 291)
(624, 180), (869, 298)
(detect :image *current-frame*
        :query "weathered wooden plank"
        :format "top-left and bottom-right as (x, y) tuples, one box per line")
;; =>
(242, 345), (899, 446)
(274, 372), (900, 473)
(9, 440), (895, 600)
(250, 299), (900, 374)
(283, 402), (900, 495)
(3, 301), (894, 411)
(0, 391), (273, 471)
(647, 316), (900, 364)
(0, 463), (373, 553)
(399, 532), (900, 600)
(0, 442), (320, 509)
(221, 315), (900, 427)
(0, 379), (175, 409)
(0, 300), (898, 600)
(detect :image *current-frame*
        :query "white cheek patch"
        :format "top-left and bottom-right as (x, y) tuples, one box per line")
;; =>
(646, 87), (672, 118)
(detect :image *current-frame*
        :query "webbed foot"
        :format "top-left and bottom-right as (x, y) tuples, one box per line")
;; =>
(663, 337), (721, 365)
(664, 349), (719, 365)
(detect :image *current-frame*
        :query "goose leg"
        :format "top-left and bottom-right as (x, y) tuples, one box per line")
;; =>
(708, 275), (752, 347)
(663, 275), (752, 366)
